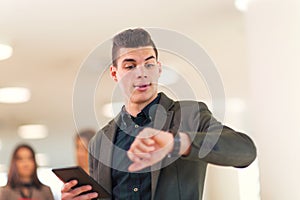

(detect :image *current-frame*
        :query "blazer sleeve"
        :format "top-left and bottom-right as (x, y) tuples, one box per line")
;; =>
(88, 134), (97, 178)
(178, 101), (257, 168)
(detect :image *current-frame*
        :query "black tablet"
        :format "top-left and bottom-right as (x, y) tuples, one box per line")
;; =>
(52, 166), (110, 199)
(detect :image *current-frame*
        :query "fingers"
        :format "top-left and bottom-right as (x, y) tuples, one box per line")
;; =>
(130, 128), (156, 152)
(128, 159), (150, 172)
(127, 151), (142, 163)
(61, 180), (78, 193)
(130, 139), (155, 153)
(70, 185), (93, 197)
(127, 149), (151, 163)
(72, 191), (98, 200)
(152, 131), (174, 147)
(128, 138), (155, 162)
(127, 128), (176, 172)
(61, 180), (98, 200)
(128, 128), (156, 161)
(141, 137), (155, 146)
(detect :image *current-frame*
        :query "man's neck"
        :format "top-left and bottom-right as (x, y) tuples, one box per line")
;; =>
(125, 94), (158, 117)
(125, 102), (148, 117)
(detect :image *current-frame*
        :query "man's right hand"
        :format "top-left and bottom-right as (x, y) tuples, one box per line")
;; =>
(61, 180), (98, 200)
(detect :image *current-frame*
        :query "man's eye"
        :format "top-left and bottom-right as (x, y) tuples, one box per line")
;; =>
(125, 65), (135, 70)
(145, 63), (155, 68)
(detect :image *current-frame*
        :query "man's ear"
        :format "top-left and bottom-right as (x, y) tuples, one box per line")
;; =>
(110, 65), (118, 82)
(157, 61), (162, 76)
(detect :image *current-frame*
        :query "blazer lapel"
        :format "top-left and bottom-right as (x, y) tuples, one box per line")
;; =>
(151, 93), (175, 200)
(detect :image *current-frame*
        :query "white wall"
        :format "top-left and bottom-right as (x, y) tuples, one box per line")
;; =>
(203, 98), (260, 200)
(246, 0), (300, 199)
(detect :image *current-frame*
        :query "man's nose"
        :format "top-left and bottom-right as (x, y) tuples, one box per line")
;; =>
(136, 65), (147, 78)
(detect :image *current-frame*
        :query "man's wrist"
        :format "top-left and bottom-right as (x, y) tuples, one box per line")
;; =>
(179, 132), (191, 156)
(168, 133), (181, 158)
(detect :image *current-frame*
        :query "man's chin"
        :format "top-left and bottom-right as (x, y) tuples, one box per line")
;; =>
(130, 92), (155, 104)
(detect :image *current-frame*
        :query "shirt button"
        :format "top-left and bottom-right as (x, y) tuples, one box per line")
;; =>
(133, 187), (139, 192)
(135, 124), (139, 128)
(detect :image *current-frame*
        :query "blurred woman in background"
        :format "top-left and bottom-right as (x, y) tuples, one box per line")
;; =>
(0, 144), (54, 200)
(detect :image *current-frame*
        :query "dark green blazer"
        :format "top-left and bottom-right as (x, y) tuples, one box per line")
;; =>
(89, 93), (256, 200)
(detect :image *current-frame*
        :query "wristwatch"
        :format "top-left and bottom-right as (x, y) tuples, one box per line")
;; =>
(167, 133), (181, 158)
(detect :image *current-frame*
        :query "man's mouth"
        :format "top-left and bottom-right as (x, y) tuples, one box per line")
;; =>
(134, 83), (151, 88)
(134, 83), (151, 89)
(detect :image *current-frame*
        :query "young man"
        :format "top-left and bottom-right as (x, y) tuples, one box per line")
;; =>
(61, 28), (256, 200)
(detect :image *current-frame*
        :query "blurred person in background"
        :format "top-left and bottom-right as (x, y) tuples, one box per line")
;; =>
(75, 129), (96, 174)
(0, 144), (54, 200)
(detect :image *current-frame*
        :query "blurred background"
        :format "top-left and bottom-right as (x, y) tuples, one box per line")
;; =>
(1, 0), (299, 199)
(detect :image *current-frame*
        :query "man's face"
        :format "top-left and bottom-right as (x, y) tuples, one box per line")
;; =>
(110, 46), (162, 106)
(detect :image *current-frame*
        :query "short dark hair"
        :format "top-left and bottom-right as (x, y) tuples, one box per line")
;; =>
(112, 28), (158, 66)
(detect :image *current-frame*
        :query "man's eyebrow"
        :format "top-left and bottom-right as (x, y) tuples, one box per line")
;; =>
(122, 58), (136, 63)
(145, 56), (155, 61)
(122, 56), (155, 63)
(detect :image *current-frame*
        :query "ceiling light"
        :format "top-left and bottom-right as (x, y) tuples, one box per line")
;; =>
(0, 44), (13, 60)
(235, 0), (251, 12)
(0, 87), (31, 103)
(18, 124), (48, 139)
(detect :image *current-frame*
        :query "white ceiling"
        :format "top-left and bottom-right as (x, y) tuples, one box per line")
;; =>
(0, 0), (248, 168)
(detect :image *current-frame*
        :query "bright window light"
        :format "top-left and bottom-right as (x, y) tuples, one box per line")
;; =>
(18, 124), (48, 139)
(238, 159), (261, 200)
(102, 102), (124, 118)
(0, 87), (31, 104)
(0, 44), (13, 60)
(0, 172), (7, 186)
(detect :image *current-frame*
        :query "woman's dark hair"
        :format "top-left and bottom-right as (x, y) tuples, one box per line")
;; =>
(112, 28), (158, 67)
(7, 144), (43, 189)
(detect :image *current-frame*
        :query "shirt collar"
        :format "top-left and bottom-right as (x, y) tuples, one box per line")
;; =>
(120, 93), (161, 127)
